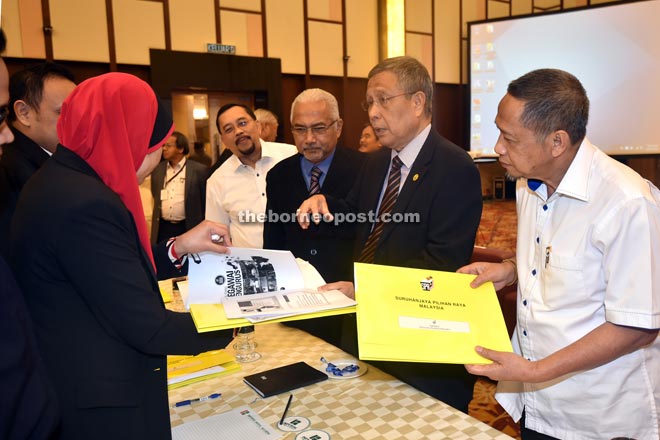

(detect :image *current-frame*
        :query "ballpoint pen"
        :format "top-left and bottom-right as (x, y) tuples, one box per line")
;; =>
(171, 392), (222, 408)
(279, 394), (293, 426)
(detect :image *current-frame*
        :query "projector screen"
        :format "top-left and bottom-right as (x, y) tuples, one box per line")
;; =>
(468, 0), (660, 157)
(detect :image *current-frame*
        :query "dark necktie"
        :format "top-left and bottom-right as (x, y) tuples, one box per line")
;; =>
(357, 155), (403, 263)
(309, 166), (323, 195)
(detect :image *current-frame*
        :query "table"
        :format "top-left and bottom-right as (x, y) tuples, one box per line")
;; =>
(168, 321), (513, 440)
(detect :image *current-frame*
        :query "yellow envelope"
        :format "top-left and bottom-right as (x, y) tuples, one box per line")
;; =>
(355, 263), (512, 365)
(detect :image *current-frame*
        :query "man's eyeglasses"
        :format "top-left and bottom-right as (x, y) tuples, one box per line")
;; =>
(291, 120), (339, 137)
(361, 92), (414, 111)
(0, 105), (9, 126)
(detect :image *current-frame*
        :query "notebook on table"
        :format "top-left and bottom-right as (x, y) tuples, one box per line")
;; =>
(243, 361), (328, 398)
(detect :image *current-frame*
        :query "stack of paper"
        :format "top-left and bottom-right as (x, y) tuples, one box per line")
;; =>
(171, 406), (280, 440)
(167, 349), (240, 389)
(354, 263), (513, 365)
(184, 249), (356, 333)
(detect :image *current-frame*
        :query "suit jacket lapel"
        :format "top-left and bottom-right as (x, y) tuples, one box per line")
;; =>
(356, 150), (391, 247)
(153, 163), (166, 192)
(366, 150), (392, 212)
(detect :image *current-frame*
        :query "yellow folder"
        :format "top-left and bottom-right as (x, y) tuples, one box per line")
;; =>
(354, 263), (513, 365)
(167, 349), (241, 390)
(189, 303), (357, 333)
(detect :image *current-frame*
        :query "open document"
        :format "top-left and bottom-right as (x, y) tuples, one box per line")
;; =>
(223, 288), (355, 320)
(354, 263), (512, 365)
(185, 249), (356, 332)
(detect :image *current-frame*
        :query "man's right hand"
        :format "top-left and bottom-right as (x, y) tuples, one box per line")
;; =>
(296, 194), (333, 229)
(457, 261), (516, 291)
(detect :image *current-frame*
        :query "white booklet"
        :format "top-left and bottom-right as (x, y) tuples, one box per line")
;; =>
(187, 248), (305, 307)
(186, 248), (355, 322)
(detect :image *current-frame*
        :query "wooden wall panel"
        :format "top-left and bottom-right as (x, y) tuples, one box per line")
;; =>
(405, 0), (432, 33)
(220, 10), (263, 57)
(280, 73), (306, 144)
(170, 0), (216, 52)
(462, 0), (486, 37)
(308, 21), (343, 76)
(2, 0), (46, 58)
(2, 0), (26, 57)
(345, 0), (378, 78)
(266, 0), (305, 74)
(406, 32), (433, 78)
(563, 0), (589, 8)
(50, 0), (109, 62)
(113, 0), (165, 65)
(512, 0), (533, 15)
(343, 77), (370, 150)
(307, 0), (342, 21)
(488, 1), (510, 19)
(434, 0), (460, 84)
(220, 0), (261, 12)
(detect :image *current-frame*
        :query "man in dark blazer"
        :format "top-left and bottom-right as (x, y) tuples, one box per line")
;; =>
(264, 88), (364, 347)
(299, 56), (483, 412)
(150, 131), (208, 244)
(0, 62), (75, 257)
(0, 29), (61, 440)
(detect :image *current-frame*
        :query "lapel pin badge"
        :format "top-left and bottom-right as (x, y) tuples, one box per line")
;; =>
(412, 173), (419, 182)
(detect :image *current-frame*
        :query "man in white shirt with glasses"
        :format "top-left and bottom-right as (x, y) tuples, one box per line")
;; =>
(206, 104), (296, 248)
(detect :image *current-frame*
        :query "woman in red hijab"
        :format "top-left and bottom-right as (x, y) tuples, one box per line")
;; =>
(10, 73), (234, 440)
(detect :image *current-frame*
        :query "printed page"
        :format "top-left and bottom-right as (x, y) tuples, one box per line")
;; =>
(222, 289), (356, 319)
(171, 406), (280, 440)
(187, 248), (303, 307)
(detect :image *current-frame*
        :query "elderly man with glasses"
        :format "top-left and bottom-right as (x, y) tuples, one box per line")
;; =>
(298, 56), (483, 413)
(263, 88), (365, 348)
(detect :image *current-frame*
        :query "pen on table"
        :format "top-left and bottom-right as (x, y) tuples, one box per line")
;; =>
(171, 392), (222, 408)
(279, 394), (293, 426)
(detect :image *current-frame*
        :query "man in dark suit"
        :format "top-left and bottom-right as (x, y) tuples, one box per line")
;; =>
(264, 88), (364, 346)
(150, 131), (208, 244)
(299, 56), (483, 412)
(0, 62), (75, 256)
(0, 28), (61, 440)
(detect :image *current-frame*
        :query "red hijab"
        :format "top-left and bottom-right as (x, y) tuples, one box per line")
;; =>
(57, 72), (174, 269)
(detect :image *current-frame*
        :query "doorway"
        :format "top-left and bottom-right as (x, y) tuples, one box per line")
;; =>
(171, 91), (253, 164)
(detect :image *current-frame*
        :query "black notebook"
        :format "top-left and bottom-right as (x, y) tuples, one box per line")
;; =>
(243, 361), (328, 398)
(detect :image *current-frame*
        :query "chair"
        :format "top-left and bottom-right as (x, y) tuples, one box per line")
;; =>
(470, 246), (517, 338)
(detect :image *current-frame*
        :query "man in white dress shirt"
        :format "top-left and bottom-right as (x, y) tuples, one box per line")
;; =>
(459, 68), (659, 440)
(150, 131), (208, 243)
(206, 104), (296, 248)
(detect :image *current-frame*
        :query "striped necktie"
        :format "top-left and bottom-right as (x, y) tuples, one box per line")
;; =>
(309, 166), (323, 195)
(357, 155), (404, 263)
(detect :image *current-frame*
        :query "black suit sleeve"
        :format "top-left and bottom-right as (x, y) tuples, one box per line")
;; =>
(59, 198), (232, 356)
(263, 171), (287, 250)
(410, 159), (482, 271)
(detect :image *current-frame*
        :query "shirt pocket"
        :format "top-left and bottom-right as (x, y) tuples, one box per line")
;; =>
(541, 253), (586, 308)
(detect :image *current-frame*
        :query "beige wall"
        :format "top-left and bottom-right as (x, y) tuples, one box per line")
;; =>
(0, 0), (628, 83)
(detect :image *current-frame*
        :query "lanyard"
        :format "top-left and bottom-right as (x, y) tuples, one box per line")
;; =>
(164, 161), (187, 187)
